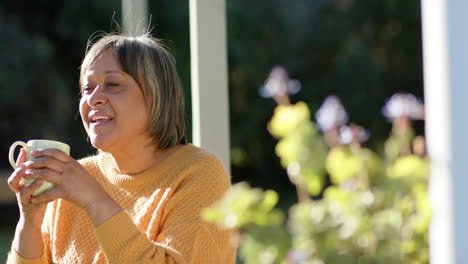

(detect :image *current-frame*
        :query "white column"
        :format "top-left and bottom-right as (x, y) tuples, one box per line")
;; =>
(189, 0), (231, 173)
(122, 0), (148, 35)
(421, 1), (468, 263)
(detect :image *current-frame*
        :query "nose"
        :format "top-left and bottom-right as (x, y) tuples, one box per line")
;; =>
(86, 86), (107, 108)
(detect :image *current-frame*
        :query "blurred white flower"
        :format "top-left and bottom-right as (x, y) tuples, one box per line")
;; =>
(259, 66), (301, 98)
(315, 95), (348, 132)
(287, 161), (301, 181)
(338, 124), (369, 145)
(224, 213), (238, 229)
(360, 190), (375, 206)
(259, 247), (279, 264)
(382, 93), (424, 121)
(339, 218), (359, 239)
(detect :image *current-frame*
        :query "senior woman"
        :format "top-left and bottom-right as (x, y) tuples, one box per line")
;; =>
(7, 33), (237, 263)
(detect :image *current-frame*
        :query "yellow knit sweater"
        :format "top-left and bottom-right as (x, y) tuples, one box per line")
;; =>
(7, 144), (237, 263)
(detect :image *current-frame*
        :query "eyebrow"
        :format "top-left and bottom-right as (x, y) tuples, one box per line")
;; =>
(105, 70), (125, 76)
(81, 70), (126, 86)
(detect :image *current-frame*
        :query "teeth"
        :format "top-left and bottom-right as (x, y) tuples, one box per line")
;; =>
(92, 116), (111, 122)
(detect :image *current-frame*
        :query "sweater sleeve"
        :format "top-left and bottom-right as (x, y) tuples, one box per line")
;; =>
(7, 205), (53, 264)
(6, 245), (49, 264)
(94, 157), (237, 264)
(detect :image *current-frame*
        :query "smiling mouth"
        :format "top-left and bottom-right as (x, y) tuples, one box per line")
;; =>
(90, 117), (113, 126)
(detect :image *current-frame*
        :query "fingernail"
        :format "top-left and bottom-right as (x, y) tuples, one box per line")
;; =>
(23, 161), (33, 166)
(24, 170), (32, 175)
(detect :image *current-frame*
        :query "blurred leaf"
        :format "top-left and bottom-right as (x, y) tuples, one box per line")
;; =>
(202, 182), (284, 229)
(387, 155), (428, 181)
(326, 147), (361, 184)
(267, 102), (310, 139)
(240, 226), (290, 264)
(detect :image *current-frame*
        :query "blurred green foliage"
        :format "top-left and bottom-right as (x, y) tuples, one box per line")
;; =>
(204, 99), (429, 263)
(269, 102), (327, 196)
(226, 0), (423, 194)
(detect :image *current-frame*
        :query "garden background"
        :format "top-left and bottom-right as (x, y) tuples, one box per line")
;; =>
(0, 0), (423, 262)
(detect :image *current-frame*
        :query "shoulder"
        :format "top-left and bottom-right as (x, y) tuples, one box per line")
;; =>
(170, 145), (231, 196)
(160, 146), (232, 219)
(185, 145), (227, 170)
(178, 145), (229, 182)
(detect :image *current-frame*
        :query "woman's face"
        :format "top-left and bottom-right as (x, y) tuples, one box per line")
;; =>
(79, 49), (151, 153)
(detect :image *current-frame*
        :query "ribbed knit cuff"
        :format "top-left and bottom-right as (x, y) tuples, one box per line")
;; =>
(95, 210), (142, 256)
(6, 248), (48, 264)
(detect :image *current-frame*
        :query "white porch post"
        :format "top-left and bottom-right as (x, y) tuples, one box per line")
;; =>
(421, 1), (468, 263)
(189, 0), (231, 173)
(122, 0), (148, 35)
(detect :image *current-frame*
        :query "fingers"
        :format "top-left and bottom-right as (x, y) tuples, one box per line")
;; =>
(31, 149), (70, 163)
(16, 148), (28, 167)
(31, 187), (59, 204)
(24, 156), (65, 173)
(18, 179), (43, 204)
(8, 166), (27, 192)
(24, 168), (62, 185)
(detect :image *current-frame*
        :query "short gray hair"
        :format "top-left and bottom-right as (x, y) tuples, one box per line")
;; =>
(80, 33), (187, 149)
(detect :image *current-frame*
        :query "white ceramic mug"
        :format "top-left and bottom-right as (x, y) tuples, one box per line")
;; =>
(9, 139), (70, 196)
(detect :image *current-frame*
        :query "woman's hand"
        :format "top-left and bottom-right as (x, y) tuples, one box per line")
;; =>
(22, 148), (100, 209)
(7, 148), (48, 228)
(22, 148), (122, 226)
(8, 148), (49, 259)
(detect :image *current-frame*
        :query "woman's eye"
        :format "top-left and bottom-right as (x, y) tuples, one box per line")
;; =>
(82, 87), (94, 94)
(106, 82), (119, 87)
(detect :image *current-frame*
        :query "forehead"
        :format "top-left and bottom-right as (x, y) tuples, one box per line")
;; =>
(83, 49), (123, 78)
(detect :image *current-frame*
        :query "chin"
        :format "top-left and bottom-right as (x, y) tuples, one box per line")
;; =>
(89, 134), (115, 153)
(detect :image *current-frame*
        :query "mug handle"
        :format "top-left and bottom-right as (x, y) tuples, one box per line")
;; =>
(9, 141), (28, 169)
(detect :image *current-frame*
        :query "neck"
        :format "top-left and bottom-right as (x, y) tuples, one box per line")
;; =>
(106, 142), (182, 175)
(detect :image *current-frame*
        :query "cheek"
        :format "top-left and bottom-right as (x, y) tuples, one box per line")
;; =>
(127, 102), (150, 133)
(127, 104), (147, 127)
(79, 99), (89, 127)
(126, 93), (149, 121)
(137, 101), (150, 124)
